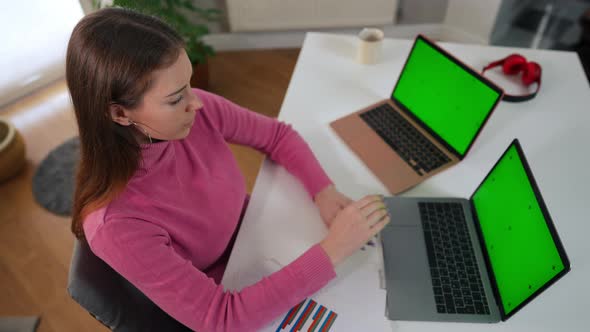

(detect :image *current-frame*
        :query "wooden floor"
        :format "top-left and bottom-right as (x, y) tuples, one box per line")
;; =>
(0, 48), (300, 332)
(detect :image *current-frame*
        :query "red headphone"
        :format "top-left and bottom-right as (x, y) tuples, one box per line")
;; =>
(482, 54), (542, 102)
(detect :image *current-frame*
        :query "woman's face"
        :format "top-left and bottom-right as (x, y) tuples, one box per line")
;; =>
(111, 49), (203, 143)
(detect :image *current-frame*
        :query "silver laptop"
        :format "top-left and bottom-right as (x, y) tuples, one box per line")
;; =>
(381, 139), (570, 322)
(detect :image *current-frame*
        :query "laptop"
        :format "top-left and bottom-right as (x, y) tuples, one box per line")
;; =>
(380, 139), (570, 323)
(331, 34), (504, 194)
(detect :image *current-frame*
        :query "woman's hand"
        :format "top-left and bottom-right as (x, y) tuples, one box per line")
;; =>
(314, 184), (353, 227)
(319, 195), (390, 267)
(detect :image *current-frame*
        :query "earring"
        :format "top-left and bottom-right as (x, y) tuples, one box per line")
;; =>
(128, 119), (152, 144)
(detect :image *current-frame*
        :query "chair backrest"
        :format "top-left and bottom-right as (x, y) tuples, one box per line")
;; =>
(67, 239), (193, 332)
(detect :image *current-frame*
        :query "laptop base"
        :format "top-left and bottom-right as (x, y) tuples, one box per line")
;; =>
(330, 99), (457, 194)
(381, 196), (501, 323)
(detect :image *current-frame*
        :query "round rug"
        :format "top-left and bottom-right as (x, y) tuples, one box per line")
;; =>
(32, 136), (80, 216)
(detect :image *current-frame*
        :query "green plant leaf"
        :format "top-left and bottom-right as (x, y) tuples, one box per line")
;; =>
(110, 0), (220, 64)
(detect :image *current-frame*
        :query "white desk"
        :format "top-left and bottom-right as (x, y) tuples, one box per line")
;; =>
(222, 32), (590, 331)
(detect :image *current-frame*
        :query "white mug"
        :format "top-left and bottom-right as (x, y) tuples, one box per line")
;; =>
(356, 28), (384, 65)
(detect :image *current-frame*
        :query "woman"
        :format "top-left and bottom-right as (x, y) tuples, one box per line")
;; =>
(67, 7), (390, 332)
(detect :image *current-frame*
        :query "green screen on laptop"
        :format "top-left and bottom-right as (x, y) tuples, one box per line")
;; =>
(471, 142), (566, 316)
(392, 37), (501, 156)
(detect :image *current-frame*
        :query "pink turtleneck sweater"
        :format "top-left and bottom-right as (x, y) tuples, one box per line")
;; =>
(83, 89), (337, 332)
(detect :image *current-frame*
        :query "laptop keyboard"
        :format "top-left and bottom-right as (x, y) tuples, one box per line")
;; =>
(359, 104), (451, 175)
(419, 202), (490, 315)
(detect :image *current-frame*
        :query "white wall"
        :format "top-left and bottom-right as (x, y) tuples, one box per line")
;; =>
(195, 0), (450, 32)
(442, 0), (502, 44)
(397, 0), (449, 24)
(225, 0), (397, 32)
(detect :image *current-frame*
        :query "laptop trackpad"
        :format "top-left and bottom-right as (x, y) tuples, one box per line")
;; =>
(383, 225), (435, 320)
(382, 225), (430, 280)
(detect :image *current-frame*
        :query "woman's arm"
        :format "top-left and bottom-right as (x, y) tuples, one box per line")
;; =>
(89, 218), (336, 332)
(194, 89), (332, 198)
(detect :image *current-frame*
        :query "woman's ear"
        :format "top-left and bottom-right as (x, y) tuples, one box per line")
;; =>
(109, 103), (132, 126)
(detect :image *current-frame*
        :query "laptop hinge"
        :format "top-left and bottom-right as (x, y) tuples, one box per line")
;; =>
(390, 97), (463, 160)
(468, 199), (503, 317)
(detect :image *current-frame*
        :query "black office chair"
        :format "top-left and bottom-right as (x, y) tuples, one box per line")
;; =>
(67, 239), (193, 332)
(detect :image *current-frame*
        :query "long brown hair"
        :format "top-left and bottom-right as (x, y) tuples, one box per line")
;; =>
(66, 7), (185, 239)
